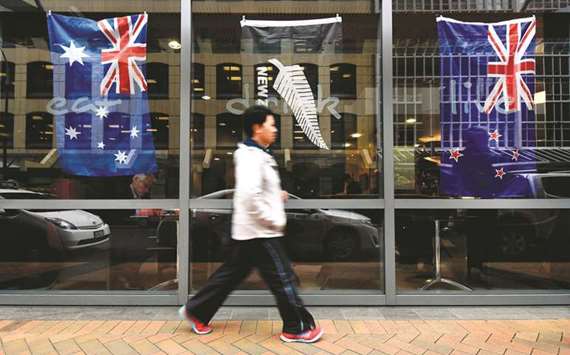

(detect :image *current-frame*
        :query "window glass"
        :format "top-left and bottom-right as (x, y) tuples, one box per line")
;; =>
(190, 208), (383, 292)
(394, 4), (570, 199)
(0, 208), (177, 292)
(397, 209), (570, 291)
(0, 3), (180, 199)
(191, 2), (381, 199)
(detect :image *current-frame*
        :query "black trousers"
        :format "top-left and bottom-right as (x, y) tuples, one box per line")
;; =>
(185, 237), (316, 334)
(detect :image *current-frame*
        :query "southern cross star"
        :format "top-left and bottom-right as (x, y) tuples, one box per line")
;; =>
(58, 40), (89, 66)
(130, 126), (140, 138)
(97, 142), (105, 149)
(65, 126), (81, 140)
(114, 150), (128, 164)
(94, 106), (109, 119)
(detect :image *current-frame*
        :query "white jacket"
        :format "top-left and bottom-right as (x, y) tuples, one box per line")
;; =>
(231, 143), (286, 240)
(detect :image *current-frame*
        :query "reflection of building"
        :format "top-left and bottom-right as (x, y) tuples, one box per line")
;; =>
(190, 13), (380, 197)
(0, 5), (380, 197)
(0, 55), (179, 152)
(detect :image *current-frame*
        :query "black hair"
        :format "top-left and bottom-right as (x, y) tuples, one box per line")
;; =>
(242, 105), (274, 138)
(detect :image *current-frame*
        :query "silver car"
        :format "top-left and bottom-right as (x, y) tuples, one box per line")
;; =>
(0, 189), (110, 254)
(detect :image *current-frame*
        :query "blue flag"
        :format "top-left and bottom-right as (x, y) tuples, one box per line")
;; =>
(47, 13), (157, 176)
(437, 16), (537, 198)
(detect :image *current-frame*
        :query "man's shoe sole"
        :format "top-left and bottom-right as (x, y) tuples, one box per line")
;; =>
(191, 327), (212, 335)
(178, 306), (212, 335)
(280, 329), (324, 343)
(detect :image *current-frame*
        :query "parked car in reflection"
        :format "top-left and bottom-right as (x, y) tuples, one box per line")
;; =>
(0, 189), (111, 259)
(156, 189), (381, 262)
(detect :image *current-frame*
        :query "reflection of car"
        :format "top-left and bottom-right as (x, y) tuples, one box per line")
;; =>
(156, 189), (381, 261)
(0, 189), (111, 255)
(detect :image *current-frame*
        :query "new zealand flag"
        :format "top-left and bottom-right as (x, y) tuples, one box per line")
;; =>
(47, 13), (157, 176)
(437, 16), (537, 198)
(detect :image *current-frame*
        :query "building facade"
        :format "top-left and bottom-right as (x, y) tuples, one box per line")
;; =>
(0, 0), (568, 305)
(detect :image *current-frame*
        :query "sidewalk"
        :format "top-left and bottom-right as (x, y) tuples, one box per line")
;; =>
(0, 306), (568, 354)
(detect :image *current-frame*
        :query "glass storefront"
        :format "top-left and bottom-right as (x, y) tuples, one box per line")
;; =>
(190, 208), (383, 291)
(0, 0), (568, 305)
(0, 208), (177, 291)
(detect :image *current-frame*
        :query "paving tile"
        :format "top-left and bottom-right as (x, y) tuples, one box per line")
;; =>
(140, 320), (166, 335)
(0, 306), (568, 355)
(239, 320), (257, 334)
(234, 337), (273, 354)
(181, 339), (217, 354)
(127, 338), (164, 354)
(76, 339), (112, 354)
(3, 338), (30, 354)
(335, 335), (377, 354)
(154, 339), (189, 354)
(334, 320), (355, 334)
(52, 338), (83, 354)
(158, 320), (180, 334)
(104, 339), (139, 355)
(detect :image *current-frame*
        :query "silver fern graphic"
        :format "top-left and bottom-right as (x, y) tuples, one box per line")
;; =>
(268, 58), (329, 150)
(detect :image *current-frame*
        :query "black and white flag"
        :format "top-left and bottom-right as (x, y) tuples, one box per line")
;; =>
(241, 16), (342, 150)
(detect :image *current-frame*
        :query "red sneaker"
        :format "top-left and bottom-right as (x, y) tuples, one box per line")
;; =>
(178, 306), (213, 335)
(280, 327), (324, 343)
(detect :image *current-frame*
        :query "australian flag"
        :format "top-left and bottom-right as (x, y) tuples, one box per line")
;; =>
(437, 16), (537, 198)
(47, 13), (157, 176)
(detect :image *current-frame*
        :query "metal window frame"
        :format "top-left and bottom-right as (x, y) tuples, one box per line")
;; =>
(0, 0), (569, 306)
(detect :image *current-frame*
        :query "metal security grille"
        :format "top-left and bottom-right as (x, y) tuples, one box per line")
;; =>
(526, 0), (570, 10)
(394, 0), (513, 12)
(393, 0), (570, 12)
(393, 40), (570, 150)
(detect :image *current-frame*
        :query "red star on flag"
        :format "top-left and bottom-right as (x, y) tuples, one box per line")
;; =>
(489, 129), (502, 143)
(495, 167), (506, 180)
(512, 149), (520, 161)
(449, 148), (463, 163)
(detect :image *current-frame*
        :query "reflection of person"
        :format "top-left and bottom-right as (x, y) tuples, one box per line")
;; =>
(343, 174), (362, 195)
(130, 173), (161, 218)
(457, 127), (497, 197)
(180, 105), (323, 343)
(111, 173), (158, 291)
(444, 127), (531, 198)
(130, 173), (156, 199)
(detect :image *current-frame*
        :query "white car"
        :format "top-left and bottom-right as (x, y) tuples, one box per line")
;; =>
(0, 189), (110, 252)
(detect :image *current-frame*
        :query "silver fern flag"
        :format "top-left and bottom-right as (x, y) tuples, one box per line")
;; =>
(269, 58), (328, 149)
(241, 16), (342, 150)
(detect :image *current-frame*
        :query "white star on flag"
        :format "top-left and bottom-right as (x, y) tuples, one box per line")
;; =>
(130, 126), (139, 138)
(65, 126), (81, 140)
(58, 40), (89, 66)
(94, 106), (109, 119)
(114, 150), (128, 164)
(97, 142), (105, 149)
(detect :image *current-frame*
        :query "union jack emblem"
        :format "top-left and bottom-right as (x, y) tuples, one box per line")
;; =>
(483, 18), (536, 114)
(98, 13), (148, 96)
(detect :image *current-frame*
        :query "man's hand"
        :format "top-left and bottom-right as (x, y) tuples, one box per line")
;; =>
(281, 190), (289, 202)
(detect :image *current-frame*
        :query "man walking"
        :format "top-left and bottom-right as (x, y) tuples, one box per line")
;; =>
(179, 105), (323, 343)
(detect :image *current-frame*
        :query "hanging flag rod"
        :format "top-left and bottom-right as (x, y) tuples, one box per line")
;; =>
(241, 14), (342, 28)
